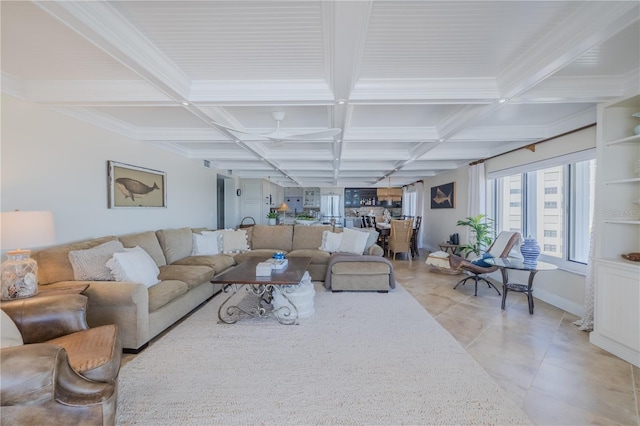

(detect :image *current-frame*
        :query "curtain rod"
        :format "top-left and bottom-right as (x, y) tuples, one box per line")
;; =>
(403, 179), (423, 188)
(468, 123), (596, 166)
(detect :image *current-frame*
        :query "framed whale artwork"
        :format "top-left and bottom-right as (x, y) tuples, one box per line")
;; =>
(108, 161), (167, 208)
(430, 182), (455, 209)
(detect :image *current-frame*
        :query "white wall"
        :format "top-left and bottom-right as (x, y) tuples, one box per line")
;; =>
(422, 167), (469, 251)
(1, 94), (232, 248)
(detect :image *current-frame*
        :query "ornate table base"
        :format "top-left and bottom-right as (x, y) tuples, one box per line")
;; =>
(218, 283), (299, 325)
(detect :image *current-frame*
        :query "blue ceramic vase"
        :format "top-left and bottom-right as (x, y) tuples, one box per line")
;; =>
(520, 237), (540, 265)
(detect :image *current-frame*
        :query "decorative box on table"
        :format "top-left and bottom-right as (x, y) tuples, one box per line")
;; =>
(256, 262), (273, 276)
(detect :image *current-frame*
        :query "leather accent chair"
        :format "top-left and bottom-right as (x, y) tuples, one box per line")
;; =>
(448, 231), (521, 296)
(1, 294), (121, 425)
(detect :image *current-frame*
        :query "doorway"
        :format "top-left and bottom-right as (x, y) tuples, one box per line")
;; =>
(216, 175), (225, 229)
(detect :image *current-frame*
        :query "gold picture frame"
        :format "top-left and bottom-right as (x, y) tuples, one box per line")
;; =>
(108, 161), (166, 208)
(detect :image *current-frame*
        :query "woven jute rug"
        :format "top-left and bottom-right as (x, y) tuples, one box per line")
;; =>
(116, 283), (531, 425)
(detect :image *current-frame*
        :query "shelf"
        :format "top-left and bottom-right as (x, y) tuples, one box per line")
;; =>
(603, 220), (640, 225)
(598, 257), (640, 268)
(605, 177), (640, 184)
(606, 134), (640, 146)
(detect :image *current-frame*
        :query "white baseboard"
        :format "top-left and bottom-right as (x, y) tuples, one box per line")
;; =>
(529, 287), (584, 317)
(590, 332), (640, 368)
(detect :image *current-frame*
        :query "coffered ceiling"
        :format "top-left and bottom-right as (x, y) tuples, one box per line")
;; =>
(2, 1), (639, 188)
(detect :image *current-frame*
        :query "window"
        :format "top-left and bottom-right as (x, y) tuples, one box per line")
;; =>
(489, 150), (596, 274)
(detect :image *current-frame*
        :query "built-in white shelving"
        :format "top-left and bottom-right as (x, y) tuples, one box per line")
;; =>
(591, 93), (640, 368)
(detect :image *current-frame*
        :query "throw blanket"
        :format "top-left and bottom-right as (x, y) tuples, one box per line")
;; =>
(324, 254), (396, 289)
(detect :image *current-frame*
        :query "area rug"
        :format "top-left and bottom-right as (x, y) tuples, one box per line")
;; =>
(116, 284), (531, 425)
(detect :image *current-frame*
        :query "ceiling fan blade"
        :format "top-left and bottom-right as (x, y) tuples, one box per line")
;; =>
(272, 128), (342, 140)
(213, 121), (342, 141)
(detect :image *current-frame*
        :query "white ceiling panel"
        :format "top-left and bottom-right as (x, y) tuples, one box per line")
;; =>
(1, 2), (140, 80)
(2, 0), (638, 188)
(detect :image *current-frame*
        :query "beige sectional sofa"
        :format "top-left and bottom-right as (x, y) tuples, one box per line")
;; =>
(235, 224), (384, 281)
(31, 224), (387, 353)
(33, 227), (235, 352)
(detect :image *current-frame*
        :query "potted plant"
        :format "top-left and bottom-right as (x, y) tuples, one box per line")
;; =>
(266, 211), (278, 225)
(456, 214), (494, 257)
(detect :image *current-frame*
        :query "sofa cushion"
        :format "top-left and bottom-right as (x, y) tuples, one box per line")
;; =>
(32, 236), (119, 285)
(119, 231), (167, 267)
(172, 254), (235, 274)
(331, 261), (391, 275)
(287, 249), (331, 265)
(292, 225), (335, 250)
(68, 240), (125, 281)
(156, 228), (193, 264)
(147, 279), (189, 312)
(106, 246), (160, 288)
(251, 225), (293, 251)
(158, 265), (216, 290)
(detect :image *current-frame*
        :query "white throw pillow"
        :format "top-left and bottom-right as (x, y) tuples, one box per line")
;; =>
(336, 228), (370, 255)
(220, 229), (249, 253)
(319, 230), (343, 253)
(1, 310), (23, 348)
(69, 240), (125, 281)
(358, 228), (380, 253)
(191, 231), (222, 255)
(106, 246), (160, 288)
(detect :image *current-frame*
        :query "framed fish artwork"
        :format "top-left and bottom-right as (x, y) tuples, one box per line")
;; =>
(108, 161), (167, 208)
(430, 182), (455, 209)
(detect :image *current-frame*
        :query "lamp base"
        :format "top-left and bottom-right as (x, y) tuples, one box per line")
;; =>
(1, 250), (38, 300)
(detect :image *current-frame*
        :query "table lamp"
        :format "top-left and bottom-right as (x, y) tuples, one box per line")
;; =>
(1, 210), (55, 300)
(277, 202), (289, 224)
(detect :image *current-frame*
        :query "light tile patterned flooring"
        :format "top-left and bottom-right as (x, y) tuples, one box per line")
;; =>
(395, 252), (640, 425)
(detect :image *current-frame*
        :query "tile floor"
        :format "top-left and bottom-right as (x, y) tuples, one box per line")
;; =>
(395, 252), (640, 426)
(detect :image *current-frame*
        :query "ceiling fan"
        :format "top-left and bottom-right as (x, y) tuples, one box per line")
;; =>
(214, 111), (341, 142)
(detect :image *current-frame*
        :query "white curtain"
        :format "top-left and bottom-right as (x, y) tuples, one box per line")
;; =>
(414, 181), (425, 249)
(573, 227), (595, 331)
(468, 162), (486, 218)
(402, 186), (410, 217)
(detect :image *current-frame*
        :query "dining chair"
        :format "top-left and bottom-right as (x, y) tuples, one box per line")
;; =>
(410, 216), (422, 258)
(448, 231), (521, 296)
(361, 215), (376, 228)
(388, 219), (414, 262)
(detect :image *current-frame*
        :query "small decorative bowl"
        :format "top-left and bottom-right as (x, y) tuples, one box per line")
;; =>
(621, 252), (640, 262)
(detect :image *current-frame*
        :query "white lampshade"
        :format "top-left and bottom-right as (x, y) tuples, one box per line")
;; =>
(1, 210), (55, 252)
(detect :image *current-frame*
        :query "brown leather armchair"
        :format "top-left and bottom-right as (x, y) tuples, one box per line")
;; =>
(1, 294), (121, 425)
